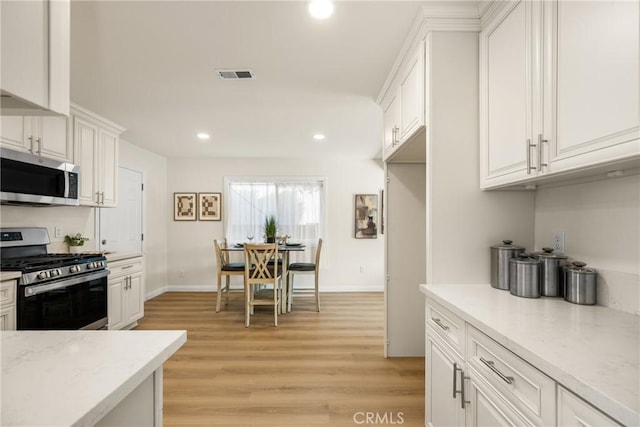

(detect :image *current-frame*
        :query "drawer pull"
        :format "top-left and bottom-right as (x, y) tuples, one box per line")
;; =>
(121, 265), (134, 269)
(480, 357), (514, 385)
(432, 317), (449, 331)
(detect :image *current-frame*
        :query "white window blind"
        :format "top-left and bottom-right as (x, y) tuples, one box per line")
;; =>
(225, 177), (325, 261)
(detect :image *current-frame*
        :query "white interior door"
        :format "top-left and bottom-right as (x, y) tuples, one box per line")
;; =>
(99, 167), (143, 253)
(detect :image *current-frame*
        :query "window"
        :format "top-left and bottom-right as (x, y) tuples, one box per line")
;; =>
(224, 177), (325, 253)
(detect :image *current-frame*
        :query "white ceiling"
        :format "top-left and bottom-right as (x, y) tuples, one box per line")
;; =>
(70, 1), (427, 160)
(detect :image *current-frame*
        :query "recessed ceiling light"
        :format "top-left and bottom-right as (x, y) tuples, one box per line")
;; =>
(308, 0), (334, 19)
(313, 133), (326, 141)
(197, 133), (210, 140)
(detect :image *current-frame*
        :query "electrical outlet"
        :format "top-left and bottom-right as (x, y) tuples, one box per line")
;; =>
(179, 270), (185, 278)
(359, 266), (364, 273)
(553, 231), (565, 254)
(54, 227), (62, 238)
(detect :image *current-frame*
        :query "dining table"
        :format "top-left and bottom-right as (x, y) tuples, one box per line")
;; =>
(221, 243), (306, 313)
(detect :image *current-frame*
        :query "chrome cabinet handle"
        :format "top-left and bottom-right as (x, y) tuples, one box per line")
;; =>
(36, 138), (41, 154)
(460, 369), (470, 409)
(432, 317), (449, 331)
(101, 192), (105, 205)
(391, 127), (397, 146)
(527, 138), (537, 174)
(122, 265), (134, 270)
(480, 357), (514, 385)
(453, 362), (459, 398)
(27, 136), (34, 153)
(394, 126), (400, 144)
(538, 134), (548, 170)
(96, 191), (100, 204)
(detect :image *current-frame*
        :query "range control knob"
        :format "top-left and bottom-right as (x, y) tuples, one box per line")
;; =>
(37, 271), (49, 280)
(49, 269), (61, 277)
(70, 265), (81, 273)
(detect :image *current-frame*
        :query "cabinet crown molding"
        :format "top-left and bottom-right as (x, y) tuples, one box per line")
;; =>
(70, 102), (126, 134)
(376, 3), (480, 104)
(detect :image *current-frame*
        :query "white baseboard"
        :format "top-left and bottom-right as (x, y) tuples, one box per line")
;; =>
(145, 286), (168, 301)
(153, 283), (383, 294)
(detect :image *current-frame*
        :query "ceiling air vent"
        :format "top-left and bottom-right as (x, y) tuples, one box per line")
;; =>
(217, 69), (255, 80)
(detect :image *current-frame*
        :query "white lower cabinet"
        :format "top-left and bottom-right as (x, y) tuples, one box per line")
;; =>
(425, 331), (466, 427)
(425, 298), (622, 427)
(108, 256), (144, 330)
(0, 278), (17, 331)
(557, 386), (622, 427)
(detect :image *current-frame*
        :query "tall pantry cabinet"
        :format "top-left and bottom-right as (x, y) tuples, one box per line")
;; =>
(379, 4), (534, 358)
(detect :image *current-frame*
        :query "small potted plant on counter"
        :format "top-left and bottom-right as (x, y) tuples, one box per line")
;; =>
(64, 233), (89, 254)
(264, 215), (278, 243)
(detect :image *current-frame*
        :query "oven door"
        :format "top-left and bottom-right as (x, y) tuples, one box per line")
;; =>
(18, 270), (108, 330)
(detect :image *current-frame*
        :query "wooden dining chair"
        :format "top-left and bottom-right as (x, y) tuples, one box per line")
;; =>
(213, 239), (245, 312)
(243, 243), (282, 327)
(287, 238), (322, 312)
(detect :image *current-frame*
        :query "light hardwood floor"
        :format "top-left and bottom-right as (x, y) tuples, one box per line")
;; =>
(136, 291), (425, 426)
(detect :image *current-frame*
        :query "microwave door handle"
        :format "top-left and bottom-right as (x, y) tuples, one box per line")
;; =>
(62, 171), (69, 198)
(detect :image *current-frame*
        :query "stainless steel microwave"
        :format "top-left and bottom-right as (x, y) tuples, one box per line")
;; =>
(0, 147), (79, 206)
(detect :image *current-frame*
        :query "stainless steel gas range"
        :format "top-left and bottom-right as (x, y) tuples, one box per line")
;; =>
(0, 227), (108, 330)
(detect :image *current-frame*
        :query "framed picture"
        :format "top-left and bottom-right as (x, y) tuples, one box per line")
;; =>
(354, 194), (378, 239)
(198, 192), (222, 221)
(174, 193), (196, 221)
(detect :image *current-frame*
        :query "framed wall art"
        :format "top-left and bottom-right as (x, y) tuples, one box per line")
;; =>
(173, 192), (196, 221)
(354, 194), (378, 239)
(198, 192), (222, 221)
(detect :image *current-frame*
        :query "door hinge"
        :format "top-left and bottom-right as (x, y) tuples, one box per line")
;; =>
(141, 233), (144, 241)
(141, 183), (144, 191)
(386, 177), (391, 183)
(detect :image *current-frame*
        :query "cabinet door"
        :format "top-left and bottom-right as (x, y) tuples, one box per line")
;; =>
(383, 90), (401, 159)
(0, 117), (29, 151)
(38, 117), (71, 161)
(466, 368), (532, 427)
(426, 333), (465, 427)
(557, 386), (622, 427)
(0, 305), (17, 331)
(74, 117), (99, 206)
(546, 0), (639, 172)
(124, 272), (144, 325)
(99, 129), (119, 207)
(399, 40), (425, 142)
(0, 0), (48, 109)
(108, 276), (125, 330)
(480, 1), (535, 188)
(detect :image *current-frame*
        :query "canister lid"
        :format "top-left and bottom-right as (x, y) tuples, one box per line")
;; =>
(491, 239), (524, 250)
(564, 261), (597, 275)
(509, 253), (540, 265)
(536, 247), (568, 259)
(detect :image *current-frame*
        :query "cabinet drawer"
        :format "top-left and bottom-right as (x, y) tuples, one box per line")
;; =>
(557, 385), (622, 427)
(467, 325), (556, 426)
(108, 258), (143, 278)
(0, 280), (17, 306)
(426, 299), (465, 357)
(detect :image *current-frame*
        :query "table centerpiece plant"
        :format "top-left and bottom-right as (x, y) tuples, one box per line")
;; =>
(264, 215), (278, 243)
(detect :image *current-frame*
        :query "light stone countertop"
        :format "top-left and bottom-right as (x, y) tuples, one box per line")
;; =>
(0, 271), (21, 281)
(1, 330), (186, 427)
(420, 284), (639, 426)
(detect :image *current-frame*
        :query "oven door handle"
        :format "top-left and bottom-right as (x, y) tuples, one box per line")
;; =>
(24, 269), (110, 297)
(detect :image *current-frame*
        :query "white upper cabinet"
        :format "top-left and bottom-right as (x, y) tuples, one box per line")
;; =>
(0, 0), (70, 116)
(480, 0), (639, 189)
(0, 116), (71, 162)
(71, 104), (124, 207)
(480, 1), (535, 186)
(382, 89), (401, 158)
(544, 0), (639, 173)
(381, 40), (426, 161)
(399, 43), (425, 142)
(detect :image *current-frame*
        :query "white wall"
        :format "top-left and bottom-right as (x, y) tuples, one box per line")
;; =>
(166, 157), (385, 292)
(119, 139), (169, 299)
(534, 174), (640, 315)
(0, 205), (95, 253)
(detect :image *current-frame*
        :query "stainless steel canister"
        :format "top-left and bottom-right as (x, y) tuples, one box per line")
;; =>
(564, 261), (597, 305)
(509, 254), (541, 298)
(491, 240), (525, 290)
(535, 247), (568, 297)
